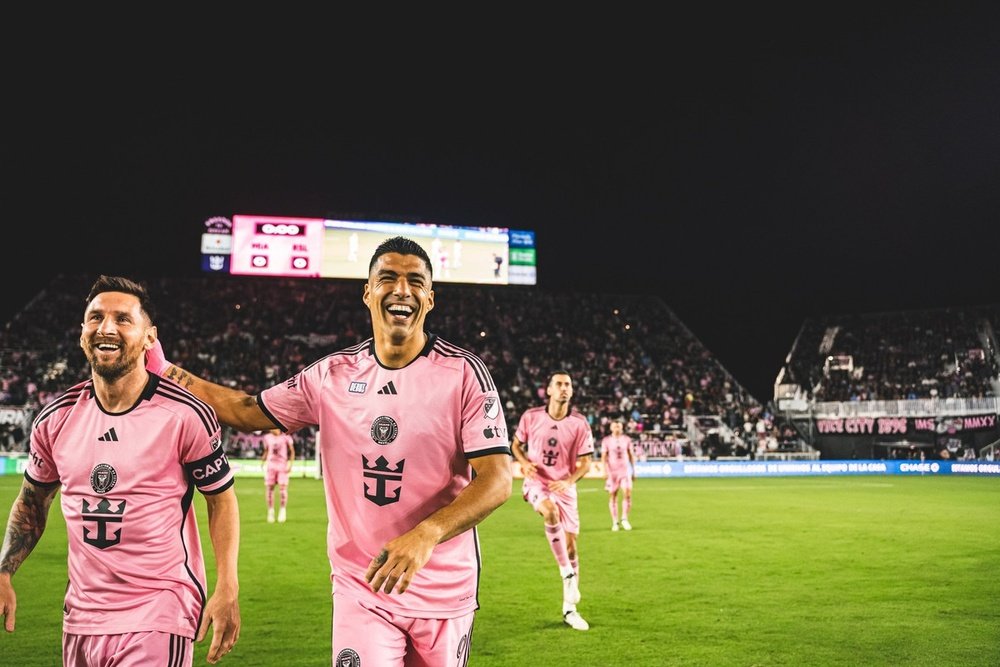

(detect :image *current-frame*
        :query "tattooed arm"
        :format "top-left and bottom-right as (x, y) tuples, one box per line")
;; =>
(0, 478), (59, 632)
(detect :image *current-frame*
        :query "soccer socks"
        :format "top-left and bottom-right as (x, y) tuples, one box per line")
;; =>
(544, 523), (571, 568)
(623, 497), (631, 521)
(280, 485), (288, 508)
(609, 498), (619, 523)
(266, 487), (274, 509)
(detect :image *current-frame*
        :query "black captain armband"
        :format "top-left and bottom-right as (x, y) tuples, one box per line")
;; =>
(184, 448), (233, 489)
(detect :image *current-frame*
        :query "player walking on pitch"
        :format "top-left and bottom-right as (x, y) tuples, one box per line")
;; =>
(510, 371), (594, 631)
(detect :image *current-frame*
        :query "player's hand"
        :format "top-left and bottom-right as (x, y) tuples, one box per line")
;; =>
(145, 339), (171, 376)
(198, 588), (240, 663)
(548, 479), (571, 493)
(0, 576), (16, 632)
(364, 525), (437, 595)
(519, 461), (538, 479)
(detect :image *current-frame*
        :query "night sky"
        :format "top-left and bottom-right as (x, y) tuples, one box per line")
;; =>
(5, 7), (999, 403)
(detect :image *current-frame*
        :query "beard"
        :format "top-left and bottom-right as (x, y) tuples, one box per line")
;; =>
(84, 346), (140, 383)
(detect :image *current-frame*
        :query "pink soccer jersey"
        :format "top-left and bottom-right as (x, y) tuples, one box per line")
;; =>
(258, 334), (510, 618)
(263, 432), (293, 470)
(24, 376), (232, 638)
(514, 406), (594, 483)
(601, 434), (634, 478)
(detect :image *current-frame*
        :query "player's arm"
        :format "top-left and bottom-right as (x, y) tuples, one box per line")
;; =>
(510, 435), (537, 478)
(198, 487), (241, 663)
(365, 452), (513, 595)
(0, 478), (59, 632)
(628, 441), (637, 479)
(147, 339), (274, 432)
(286, 438), (295, 471)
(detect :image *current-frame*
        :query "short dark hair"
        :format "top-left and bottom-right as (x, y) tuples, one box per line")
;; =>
(85, 275), (157, 324)
(548, 369), (572, 384)
(368, 236), (433, 279)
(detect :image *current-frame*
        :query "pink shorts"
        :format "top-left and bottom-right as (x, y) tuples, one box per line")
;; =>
(63, 631), (192, 667)
(331, 593), (474, 667)
(521, 477), (581, 534)
(604, 472), (633, 493)
(265, 466), (290, 486)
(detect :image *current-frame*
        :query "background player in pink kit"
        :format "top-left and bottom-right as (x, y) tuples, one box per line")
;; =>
(261, 429), (295, 523)
(510, 371), (594, 631)
(0, 275), (241, 666)
(145, 236), (513, 666)
(601, 418), (637, 531)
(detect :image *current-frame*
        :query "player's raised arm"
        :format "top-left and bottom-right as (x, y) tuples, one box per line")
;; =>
(146, 339), (275, 432)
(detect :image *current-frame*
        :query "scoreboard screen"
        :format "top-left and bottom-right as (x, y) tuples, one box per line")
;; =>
(201, 215), (537, 286)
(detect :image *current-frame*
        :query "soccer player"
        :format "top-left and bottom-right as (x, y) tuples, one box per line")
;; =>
(145, 236), (513, 666)
(0, 275), (240, 666)
(261, 428), (295, 523)
(510, 371), (594, 631)
(601, 418), (637, 531)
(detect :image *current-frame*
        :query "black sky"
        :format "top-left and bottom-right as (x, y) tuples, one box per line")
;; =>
(5, 7), (1000, 403)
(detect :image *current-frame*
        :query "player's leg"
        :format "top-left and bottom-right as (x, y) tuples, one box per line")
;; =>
(332, 594), (407, 667)
(620, 477), (634, 530)
(64, 631), (194, 667)
(605, 474), (620, 530)
(403, 610), (475, 667)
(265, 469), (277, 523)
(277, 469), (290, 522)
(557, 494), (589, 630)
(524, 478), (578, 610)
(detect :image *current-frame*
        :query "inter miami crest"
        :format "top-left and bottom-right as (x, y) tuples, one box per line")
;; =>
(370, 416), (399, 445)
(90, 463), (118, 494)
(336, 648), (361, 666)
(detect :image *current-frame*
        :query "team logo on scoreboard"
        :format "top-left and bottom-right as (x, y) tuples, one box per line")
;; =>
(90, 463), (118, 494)
(370, 416), (399, 445)
(335, 648), (360, 666)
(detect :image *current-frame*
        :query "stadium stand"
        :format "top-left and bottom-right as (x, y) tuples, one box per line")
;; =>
(774, 306), (1000, 459)
(10, 276), (995, 461)
(0, 274), (770, 460)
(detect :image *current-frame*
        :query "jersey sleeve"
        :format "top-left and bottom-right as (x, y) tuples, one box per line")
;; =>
(257, 361), (324, 433)
(179, 409), (234, 495)
(24, 424), (59, 487)
(577, 422), (595, 458)
(461, 363), (511, 459)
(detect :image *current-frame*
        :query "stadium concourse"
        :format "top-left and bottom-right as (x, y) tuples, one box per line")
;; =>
(1, 274), (999, 466)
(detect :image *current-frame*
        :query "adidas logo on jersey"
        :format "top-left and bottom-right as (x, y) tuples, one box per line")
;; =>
(98, 427), (119, 442)
(377, 381), (398, 395)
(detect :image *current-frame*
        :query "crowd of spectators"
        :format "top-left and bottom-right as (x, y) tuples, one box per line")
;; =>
(1, 273), (767, 458)
(780, 308), (1000, 403)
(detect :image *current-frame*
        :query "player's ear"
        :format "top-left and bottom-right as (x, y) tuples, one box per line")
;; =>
(425, 288), (434, 313)
(144, 325), (158, 351)
(362, 283), (371, 307)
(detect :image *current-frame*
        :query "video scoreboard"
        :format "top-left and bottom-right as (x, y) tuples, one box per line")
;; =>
(201, 215), (537, 285)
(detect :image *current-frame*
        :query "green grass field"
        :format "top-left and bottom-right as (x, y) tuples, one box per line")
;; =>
(1, 475), (998, 666)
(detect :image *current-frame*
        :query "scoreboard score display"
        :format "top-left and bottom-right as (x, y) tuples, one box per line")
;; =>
(202, 215), (537, 286)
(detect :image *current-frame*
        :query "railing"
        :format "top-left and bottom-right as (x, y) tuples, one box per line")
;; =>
(807, 396), (999, 418)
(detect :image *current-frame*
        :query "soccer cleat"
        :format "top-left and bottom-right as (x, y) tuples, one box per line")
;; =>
(621, 518), (632, 531)
(563, 610), (590, 631)
(612, 521), (620, 532)
(562, 571), (581, 605)
(267, 508), (275, 523)
(278, 507), (287, 523)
